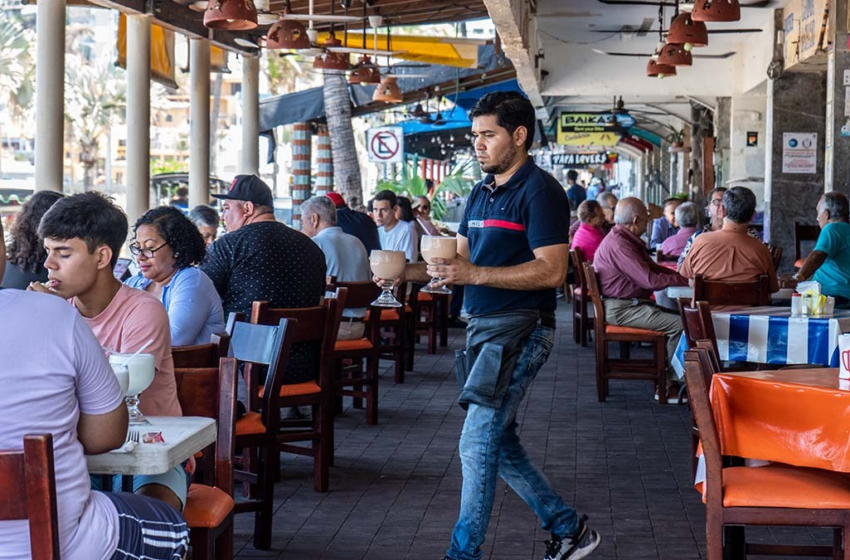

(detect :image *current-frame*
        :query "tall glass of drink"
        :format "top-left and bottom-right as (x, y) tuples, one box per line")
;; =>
(108, 353), (156, 424)
(421, 236), (457, 294)
(370, 250), (406, 307)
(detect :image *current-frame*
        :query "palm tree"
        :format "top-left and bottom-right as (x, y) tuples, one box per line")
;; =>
(322, 70), (363, 207)
(0, 16), (36, 175)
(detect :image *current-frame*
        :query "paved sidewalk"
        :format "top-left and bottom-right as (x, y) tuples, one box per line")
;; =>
(233, 300), (827, 559)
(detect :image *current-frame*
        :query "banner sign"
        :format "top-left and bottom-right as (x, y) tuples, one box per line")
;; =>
(557, 132), (622, 147)
(557, 112), (634, 144)
(552, 152), (619, 167)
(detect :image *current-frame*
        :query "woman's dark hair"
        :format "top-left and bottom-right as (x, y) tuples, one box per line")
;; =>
(470, 90), (536, 151)
(39, 192), (127, 269)
(7, 191), (64, 273)
(133, 206), (206, 269)
(396, 196), (415, 222)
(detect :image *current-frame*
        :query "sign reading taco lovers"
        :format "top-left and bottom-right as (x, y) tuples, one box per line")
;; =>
(552, 152), (619, 168)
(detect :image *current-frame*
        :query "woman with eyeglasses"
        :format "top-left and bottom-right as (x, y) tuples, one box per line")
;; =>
(125, 206), (225, 346)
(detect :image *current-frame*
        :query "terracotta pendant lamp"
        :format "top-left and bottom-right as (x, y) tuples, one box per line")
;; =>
(266, 3), (309, 49)
(348, 55), (381, 85)
(647, 59), (677, 79)
(313, 36), (351, 71)
(657, 43), (693, 66)
(203, 0), (258, 30)
(373, 76), (403, 103)
(667, 12), (708, 51)
(691, 0), (741, 22)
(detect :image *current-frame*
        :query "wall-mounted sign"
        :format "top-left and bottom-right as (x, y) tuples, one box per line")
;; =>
(783, 0), (828, 70)
(557, 132), (621, 147)
(552, 152), (619, 168)
(746, 131), (759, 147)
(367, 126), (404, 163)
(782, 132), (818, 174)
(556, 112), (634, 144)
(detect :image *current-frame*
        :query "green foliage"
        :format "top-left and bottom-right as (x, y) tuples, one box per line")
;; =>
(671, 192), (690, 201)
(377, 159), (475, 220)
(0, 15), (35, 122)
(151, 158), (187, 176)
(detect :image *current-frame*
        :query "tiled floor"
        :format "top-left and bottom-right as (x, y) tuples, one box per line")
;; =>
(232, 300), (829, 559)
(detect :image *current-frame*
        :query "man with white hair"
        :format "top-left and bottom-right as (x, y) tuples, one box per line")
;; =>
(592, 197), (688, 401)
(301, 196), (371, 340)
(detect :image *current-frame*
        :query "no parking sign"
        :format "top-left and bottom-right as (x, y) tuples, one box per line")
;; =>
(367, 127), (404, 163)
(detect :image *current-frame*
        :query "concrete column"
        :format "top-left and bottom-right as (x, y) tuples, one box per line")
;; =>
(765, 71), (827, 271)
(824, 0), (850, 194)
(291, 122), (312, 230)
(34, 0), (66, 192)
(125, 15), (151, 223)
(715, 97), (732, 189)
(189, 39), (211, 210)
(730, 93), (767, 205)
(241, 54), (260, 175)
(315, 126), (333, 196)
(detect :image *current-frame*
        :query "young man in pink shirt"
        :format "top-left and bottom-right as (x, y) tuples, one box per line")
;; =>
(30, 192), (186, 512)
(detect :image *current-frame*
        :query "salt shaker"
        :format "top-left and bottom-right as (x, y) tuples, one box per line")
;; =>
(791, 293), (803, 317)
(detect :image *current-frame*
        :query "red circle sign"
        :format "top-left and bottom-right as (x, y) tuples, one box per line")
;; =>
(370, 131), (400, 160)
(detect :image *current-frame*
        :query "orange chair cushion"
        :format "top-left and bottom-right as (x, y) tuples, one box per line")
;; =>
(258, 380), (322, 398)
(418, 292), (433, 302)
(335, 338), (374, 352)
(235, 411), (265, 436)
(794, 258), (805, 269)
(605, 325), (664, 337)
(183, 483), (234, 528)
(723, 464), (850, 509)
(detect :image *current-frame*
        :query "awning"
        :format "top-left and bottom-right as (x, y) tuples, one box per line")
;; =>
(318, 32), (485, 69)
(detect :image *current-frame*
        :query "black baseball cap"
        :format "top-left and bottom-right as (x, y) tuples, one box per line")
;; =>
(212, 174), (274, 207)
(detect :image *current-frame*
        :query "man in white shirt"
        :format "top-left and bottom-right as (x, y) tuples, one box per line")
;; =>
(373, 189), (418, 262)
(301, 195), (372, 340)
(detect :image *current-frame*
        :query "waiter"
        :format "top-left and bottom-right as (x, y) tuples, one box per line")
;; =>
(398, 91), (601, 560)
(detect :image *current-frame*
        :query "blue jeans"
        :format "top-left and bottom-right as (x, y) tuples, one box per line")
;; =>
(448, 319), (579, 560)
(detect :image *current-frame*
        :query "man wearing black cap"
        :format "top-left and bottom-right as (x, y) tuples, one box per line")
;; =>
(201, 174), (326, 384)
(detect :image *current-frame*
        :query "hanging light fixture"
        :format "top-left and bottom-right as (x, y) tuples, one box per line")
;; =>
(266, 2), (309, 49)
(657, 43), (693, 66)
(348, 55), (381, 85)
(691, 0), (740, 22)
(646, 59), (677, 79)
(667, 12), (708, 50)
(313, 35), (351, 71)
(203, 0), (258, 30)
(373, 76), (403, 103)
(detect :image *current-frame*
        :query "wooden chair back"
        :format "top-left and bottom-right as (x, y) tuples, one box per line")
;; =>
(769, 245), (783, 271)
(794, 222), (820, 261)
(683, 348), (723, 505)
(692, 274), (770, 307)
(571, 247), (587, 292)
(225, 312), (295, 432)
(174, 357), (238, 495)
(582, 261), (606, 335)
(656, 249), (677, 263)
(678, 300), (719, 361)
(694, 339), (723, 376)
(172, 333), (230, 369)
(0, 434), (60, 560)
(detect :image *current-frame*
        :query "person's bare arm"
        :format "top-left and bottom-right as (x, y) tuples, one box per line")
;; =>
(428, 235), (568, 291)
(797, 250), (828, 281)
(77, 403), (129, 455)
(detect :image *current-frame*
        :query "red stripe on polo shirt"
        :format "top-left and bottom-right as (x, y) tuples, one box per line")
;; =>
(483, 219), (525, 232)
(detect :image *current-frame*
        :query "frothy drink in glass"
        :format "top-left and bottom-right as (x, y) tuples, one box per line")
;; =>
(109, 353), (155, 396)
(421, 236), (457, 264)
(370, 250), (406, 280)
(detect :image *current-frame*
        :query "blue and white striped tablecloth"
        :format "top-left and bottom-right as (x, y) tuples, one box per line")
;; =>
(672, 306), (850, 378)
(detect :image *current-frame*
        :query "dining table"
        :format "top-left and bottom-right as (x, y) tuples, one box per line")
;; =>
(671, 305), (850, 378)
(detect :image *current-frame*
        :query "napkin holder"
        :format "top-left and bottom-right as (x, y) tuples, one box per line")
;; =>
(840, 334), (850, 380)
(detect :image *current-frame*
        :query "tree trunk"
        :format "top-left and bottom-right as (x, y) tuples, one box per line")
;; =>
(322, 70), (363, 209)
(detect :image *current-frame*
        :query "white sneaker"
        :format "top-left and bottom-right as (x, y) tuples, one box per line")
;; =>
(543, 515), (601, 560)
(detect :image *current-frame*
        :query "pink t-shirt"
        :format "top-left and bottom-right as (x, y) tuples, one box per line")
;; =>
(0, 290), (124, 560)
(79, 284), (182, 418)
(570, 222), (606, 262)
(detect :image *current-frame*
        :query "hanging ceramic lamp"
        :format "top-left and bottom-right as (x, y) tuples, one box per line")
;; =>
(657, 43), (693, 66)
(314, 36), (351, 71)
(692, 0), (741, 22)
(204, 0), (258, 30)
(348, 55), (382, 85)
(667, 13), (708, 51)
(646, 59), (677, 79)
(373, 76), (403, 103)
(266, 10), (309, 49)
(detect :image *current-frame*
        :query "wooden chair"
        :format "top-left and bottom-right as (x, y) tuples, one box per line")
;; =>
(227, 314), (294, 550)
(329, 281), (382, 425)
(172, 333), (231, 369)
(410, 285), (450, 356)
(677, 300), (719, 365)
(692, 274), (771, 307)
(795, 222), (821, 268)
(0, 434), (59, 560)
(656, 249), (678, 263)
(683, 348), (850, 560)
(177, 357), (238, 560)
(250, 298), (340, 494)
(769, 245), (783, 272)
(570, 248), (593, 347)
(583, 262), (668, 403)
(366, 282), (409, 383)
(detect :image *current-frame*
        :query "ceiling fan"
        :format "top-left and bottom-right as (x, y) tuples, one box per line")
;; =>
(588, 26), (762, 34)
(593, 48), (735, 58)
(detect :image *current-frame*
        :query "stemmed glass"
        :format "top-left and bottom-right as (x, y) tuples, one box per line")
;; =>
(421, 236), (457, 294)
(109, 353), (156, 424)
(370, 250), (406, 307)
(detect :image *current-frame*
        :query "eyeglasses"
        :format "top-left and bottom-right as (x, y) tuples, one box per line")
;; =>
(708, 199), (723, 207)
(129, 242), (168, 259)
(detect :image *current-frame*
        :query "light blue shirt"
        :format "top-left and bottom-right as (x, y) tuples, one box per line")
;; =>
(125, 267), (226, 346)
(812, 221), (850, 300)
(312, 226), (371, 318)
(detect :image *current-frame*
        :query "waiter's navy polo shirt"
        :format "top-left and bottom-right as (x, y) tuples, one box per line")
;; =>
(458, 157), (570, 316)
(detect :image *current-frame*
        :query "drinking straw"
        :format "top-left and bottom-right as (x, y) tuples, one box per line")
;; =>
(120, 339), (154, 368)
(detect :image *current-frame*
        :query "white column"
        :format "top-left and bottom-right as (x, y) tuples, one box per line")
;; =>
(125, 15), (151, 224)
(189, 39), (211, 210)
(241, 54), (260, 175)
(35, 0), (66, 192)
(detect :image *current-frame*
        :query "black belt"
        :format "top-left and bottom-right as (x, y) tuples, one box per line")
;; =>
(539, 312), (556, 329)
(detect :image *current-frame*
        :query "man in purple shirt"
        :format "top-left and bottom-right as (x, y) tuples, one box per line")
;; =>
(593, 198), (688, 398)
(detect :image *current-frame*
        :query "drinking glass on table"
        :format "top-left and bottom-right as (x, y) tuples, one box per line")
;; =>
(421, 235), (457, 294)
(370, 250), (406, 307)
(108, 353), (155, 425)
